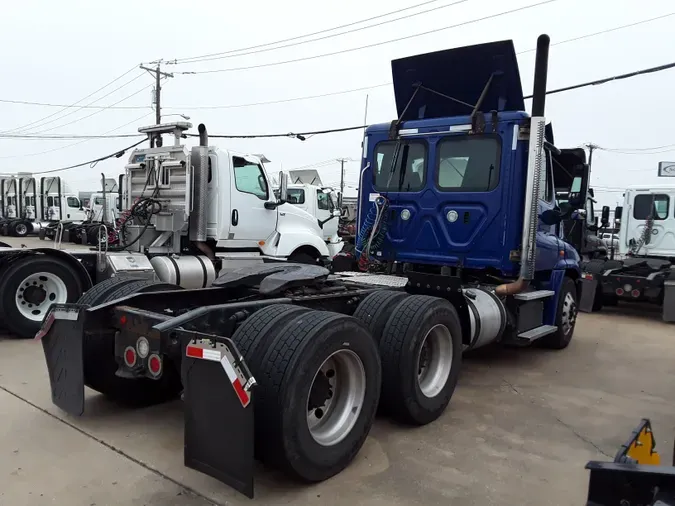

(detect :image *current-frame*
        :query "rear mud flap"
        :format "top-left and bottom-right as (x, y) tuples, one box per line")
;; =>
(181, 335), (256, 499)
(38, 304), (86, 416)
(578, 278), (598, 313)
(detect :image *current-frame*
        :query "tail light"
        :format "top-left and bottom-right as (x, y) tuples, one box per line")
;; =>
(148, 354), (162, 377)
(124, 346), (137, 368)
(631, 289), (640, 298)
(616, 288), (624, 296)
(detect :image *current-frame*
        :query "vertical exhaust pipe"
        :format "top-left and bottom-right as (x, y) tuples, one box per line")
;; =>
(189, 123), (214, 260)
(496, 34), (550, 296)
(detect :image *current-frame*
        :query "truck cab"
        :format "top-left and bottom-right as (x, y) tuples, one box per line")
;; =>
(284, 183), (342, 246)
(120, 123), (340, 272)
(619, 186), (675, 258)
(357, 41), (586, 280)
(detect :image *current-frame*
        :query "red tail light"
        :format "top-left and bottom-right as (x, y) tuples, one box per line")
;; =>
(124, 346), (137, 367)
(148, 354), (162, 377)
(631, 289), (640, 298)
(616, 288), (624, 296)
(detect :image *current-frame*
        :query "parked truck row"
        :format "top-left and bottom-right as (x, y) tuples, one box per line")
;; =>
(27, 34), (601, 498)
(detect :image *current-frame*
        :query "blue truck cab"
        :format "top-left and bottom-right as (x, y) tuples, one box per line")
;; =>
(354, 35), (590, 350)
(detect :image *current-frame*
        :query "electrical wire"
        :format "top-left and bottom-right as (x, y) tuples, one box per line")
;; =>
(25, 80), (151, 135)
(193, 58), (675, 140)
(172, 0), (469, 65)
(0, 133), (143, 140)
(178, 0), (559, 75)
(0, 112), (152, 160)
(1, 68), (142, 134)
(170, 0), (448, 64)
(15, 138), (146, 175)
(0, 98), (149, 110)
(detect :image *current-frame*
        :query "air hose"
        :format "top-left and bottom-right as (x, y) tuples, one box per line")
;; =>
(355, 196), (389, 271)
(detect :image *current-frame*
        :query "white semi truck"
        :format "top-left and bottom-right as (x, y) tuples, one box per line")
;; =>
(580, 185), (675, 320)
(0, 174), (88, 237)
(0, 121), (344, 338)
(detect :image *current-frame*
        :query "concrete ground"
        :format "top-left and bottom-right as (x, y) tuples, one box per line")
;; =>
(0, 236), (673, 505)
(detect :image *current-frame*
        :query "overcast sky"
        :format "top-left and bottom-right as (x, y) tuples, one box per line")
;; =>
(1, 0), (673, 208)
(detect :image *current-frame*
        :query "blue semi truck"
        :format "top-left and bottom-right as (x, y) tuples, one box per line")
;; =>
(35, 34), (590, 498)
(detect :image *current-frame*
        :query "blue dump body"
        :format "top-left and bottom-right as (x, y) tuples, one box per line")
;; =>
(357, 39), (580, 279)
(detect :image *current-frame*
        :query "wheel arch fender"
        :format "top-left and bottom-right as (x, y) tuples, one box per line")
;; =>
(32, 248), (93, 291)
(274, 232), (330, 259)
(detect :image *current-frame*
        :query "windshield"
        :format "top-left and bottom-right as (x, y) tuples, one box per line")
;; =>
(373, 141), (426, 192)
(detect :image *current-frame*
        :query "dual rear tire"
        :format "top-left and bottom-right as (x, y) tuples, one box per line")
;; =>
(234, 291), (463, 483)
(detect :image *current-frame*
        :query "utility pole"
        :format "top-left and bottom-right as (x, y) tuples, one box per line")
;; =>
(337, 158), (347, 208)
(139, 62), (174, 147)
(585, 142), (599, 171)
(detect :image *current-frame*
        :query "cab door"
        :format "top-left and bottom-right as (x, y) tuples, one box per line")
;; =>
(228, 155), (277, 245)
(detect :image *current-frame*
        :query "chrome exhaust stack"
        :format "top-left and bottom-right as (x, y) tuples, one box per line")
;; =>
(497, 34), (550, 296)
(189, 123), (209, 243)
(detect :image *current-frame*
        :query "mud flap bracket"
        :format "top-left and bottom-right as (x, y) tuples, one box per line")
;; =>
(180, 331), (256, 499)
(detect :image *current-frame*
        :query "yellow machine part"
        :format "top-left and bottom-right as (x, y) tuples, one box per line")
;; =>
(618, 419), (661, 466)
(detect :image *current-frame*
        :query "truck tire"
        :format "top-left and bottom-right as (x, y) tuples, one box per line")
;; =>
(352, 290), (408, 343)
(288, 252), (319, 265)
(77, 274), (145, 306)
(253, 310), (380, 482)
(81, 278), (184, 407)
(13, 221), (29, 237)
(231, 304), (311, 374)
(0, 255), (85, 339)
(538, 277), (578, 350)
(379, 295), (462, 425)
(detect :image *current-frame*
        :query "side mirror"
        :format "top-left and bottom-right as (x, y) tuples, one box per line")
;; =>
(540, 209), (563, 226)
(279, 171), (289, 203)
(614, 206), (623, 220)
(601, 205), (610, 226)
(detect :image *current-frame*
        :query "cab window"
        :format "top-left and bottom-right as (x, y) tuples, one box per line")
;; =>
(436, 136), (500, 192)
(286, 189), (305, 204)
(538, 150), (553, 202)
(317, 191), (332, 210)
(233, 156), (269, 200)
(373, 141), (426, 192)
(634, 194), (669, 220)
(67, 197), (80, 208)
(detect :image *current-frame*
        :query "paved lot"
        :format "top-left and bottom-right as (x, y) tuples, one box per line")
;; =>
(1, 299), (673, 506)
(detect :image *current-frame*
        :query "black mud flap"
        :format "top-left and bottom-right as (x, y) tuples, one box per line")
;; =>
(181, 334), (256, 499)
(37, 304), (87, 416)
(578, 277), (598, 313)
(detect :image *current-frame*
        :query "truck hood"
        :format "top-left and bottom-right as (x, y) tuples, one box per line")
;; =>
(278, 202), (323, 234)
(391, 39), (525, 121)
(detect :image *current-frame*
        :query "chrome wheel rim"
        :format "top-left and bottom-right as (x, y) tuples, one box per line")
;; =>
(417, 324), (453, 398)
(15, 223), (28, 235)
(15, 272), (68, 321)
(306, 349), (366, 447)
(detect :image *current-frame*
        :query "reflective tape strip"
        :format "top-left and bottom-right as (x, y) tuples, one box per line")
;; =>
(185, 345), (221, 362)
(220, 355), (250, 408)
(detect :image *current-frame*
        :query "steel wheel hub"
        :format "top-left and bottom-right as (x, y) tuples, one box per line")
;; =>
(15, 272), (68, 321)
(416, 324), (453, 398)
(561, 292), (577, 334)
(307, 349), (366, 447)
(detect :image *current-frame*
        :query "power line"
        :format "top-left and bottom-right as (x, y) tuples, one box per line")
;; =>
(0, 112), (152, 160)
(0, 66), (140, 134)
(0, 133), (143, 140)
(172, 0), (469, 65)
(26, 83), (153, 135)
(170, 0), (448, 64)
(193, 58), (675, 140)
(517, 12), (675, 55)
(178, 0), (559, 75)
(0, 98), (149, 110)
(523, 61), (675, 99)
(27, 138), (147, 175)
